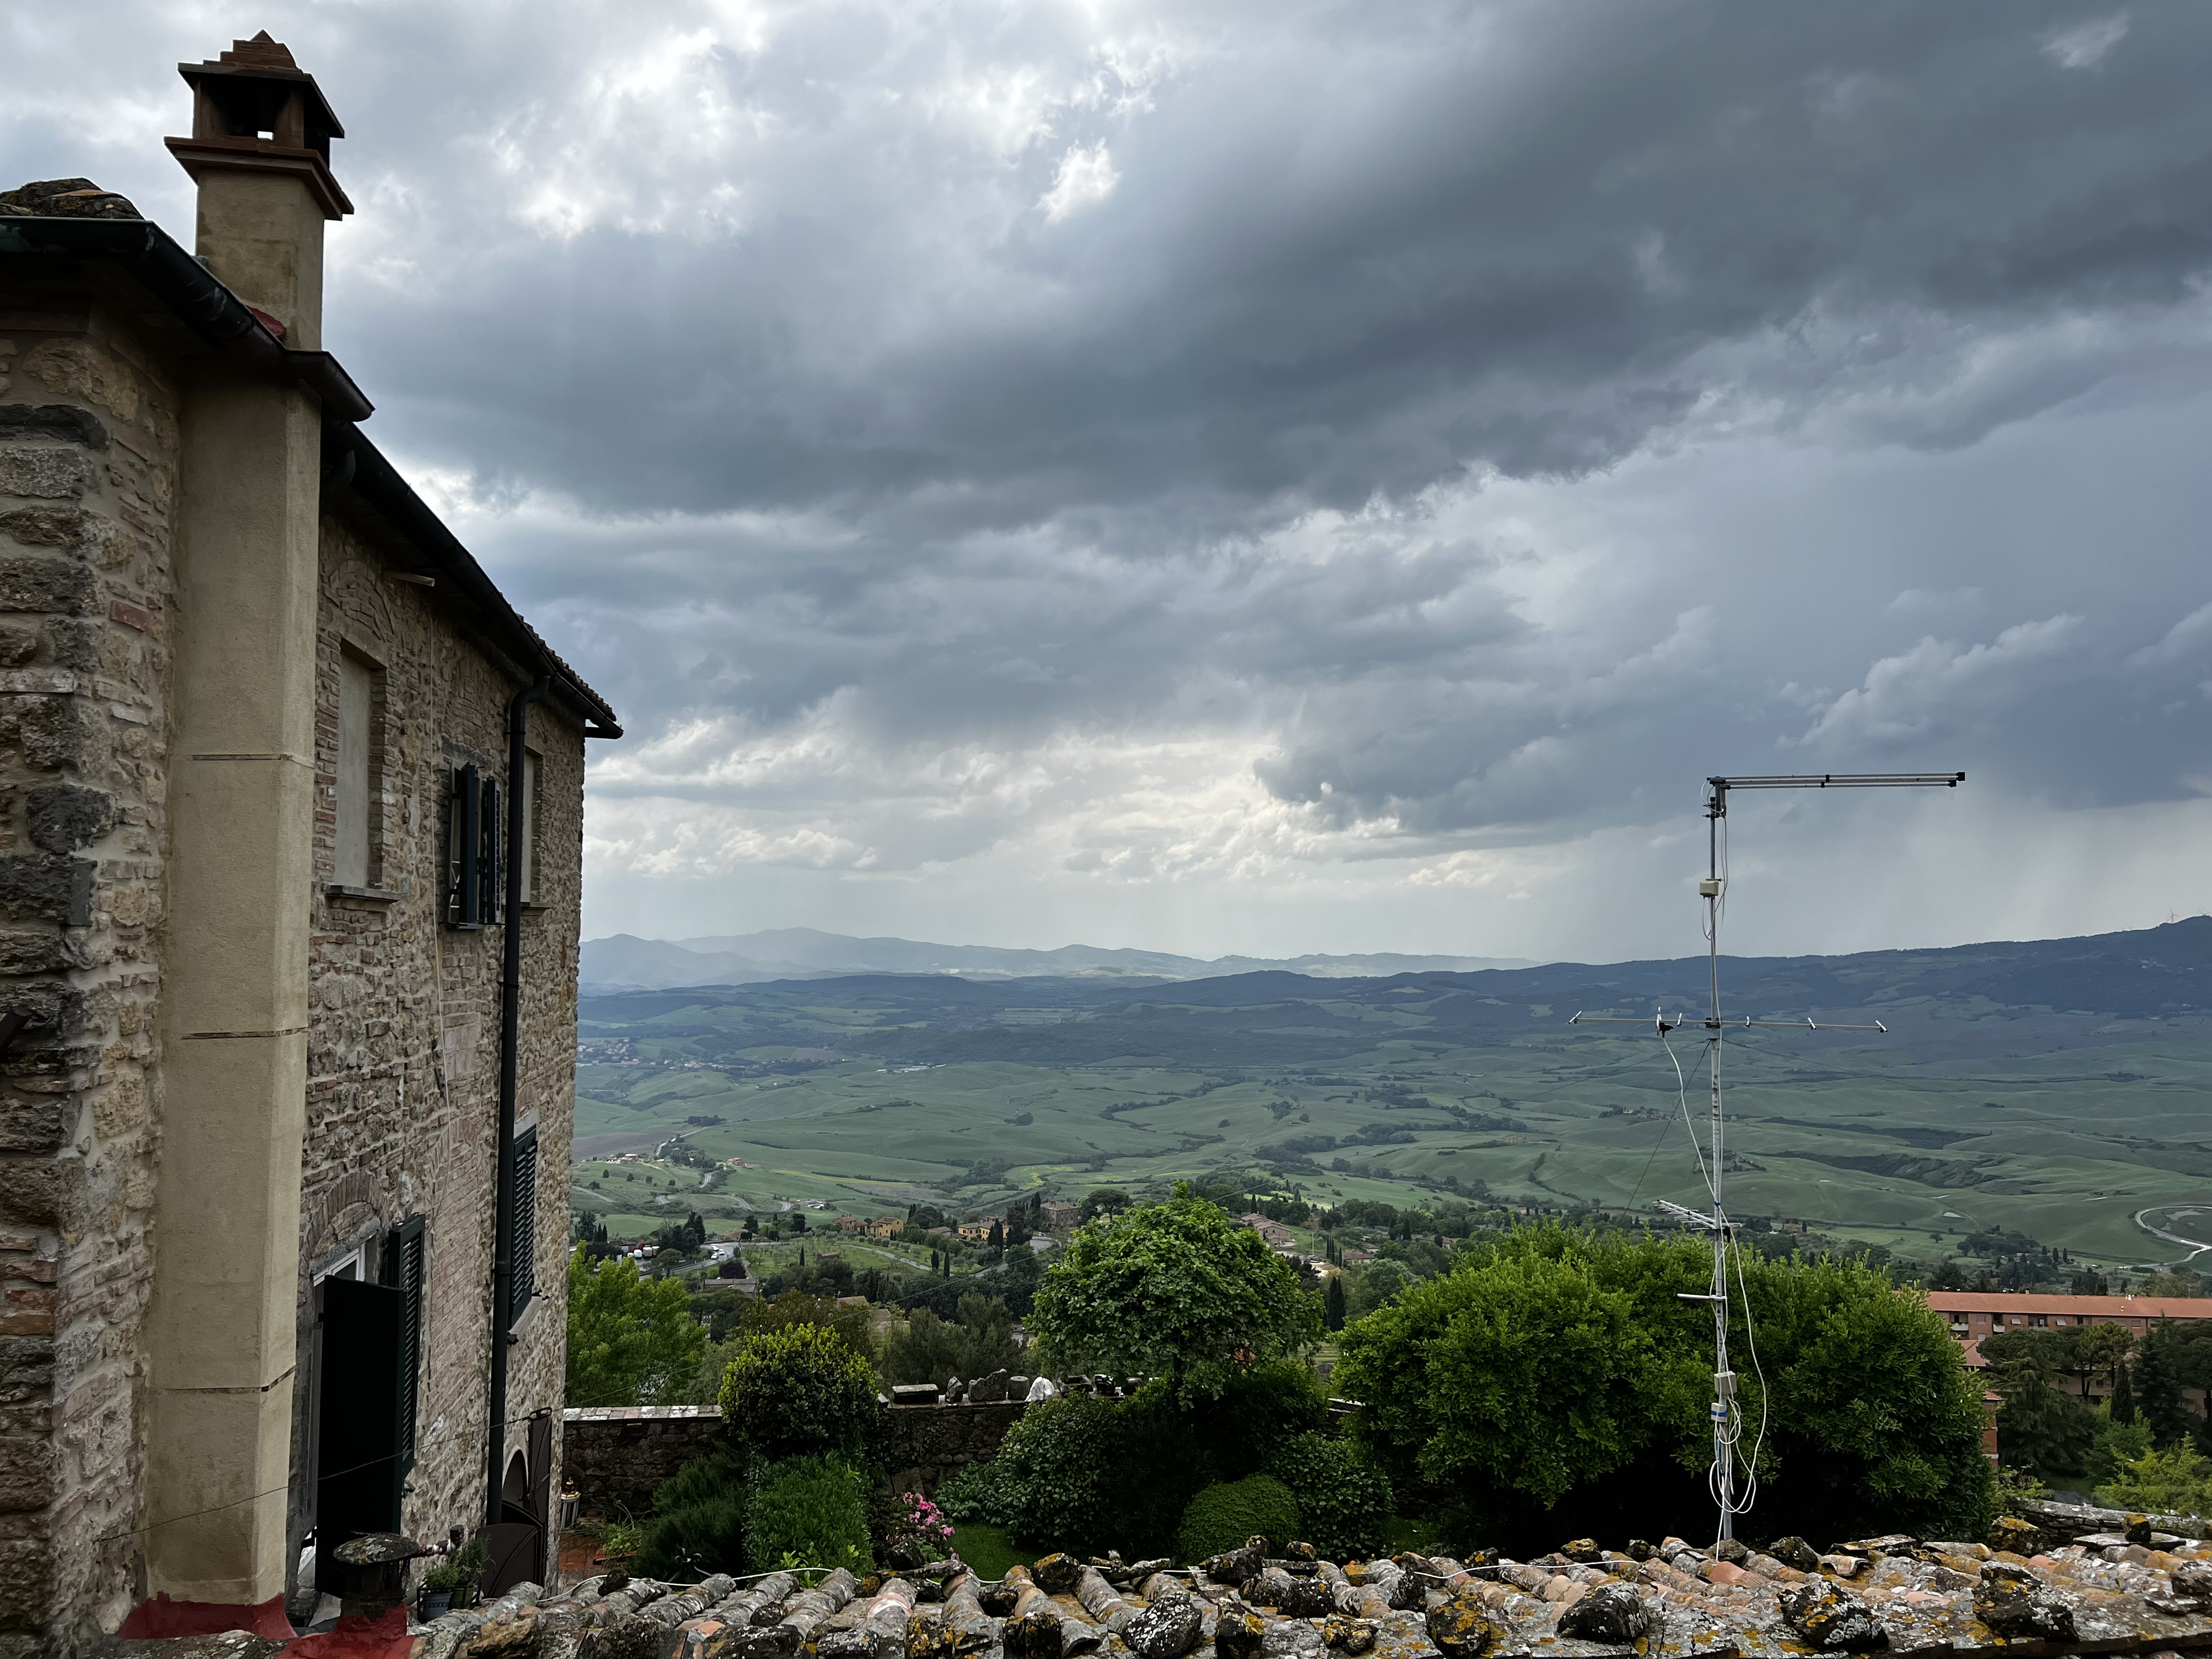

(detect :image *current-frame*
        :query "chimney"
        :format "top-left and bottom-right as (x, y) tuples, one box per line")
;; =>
(165, 32), (351, 348)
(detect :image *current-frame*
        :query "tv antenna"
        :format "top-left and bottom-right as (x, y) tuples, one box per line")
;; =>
(1568, 770), (1963, 1542)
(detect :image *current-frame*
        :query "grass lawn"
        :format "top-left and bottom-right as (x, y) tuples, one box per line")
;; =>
(1383, 1515), (1442, 1554)
(952, 1524), (1031, 1578)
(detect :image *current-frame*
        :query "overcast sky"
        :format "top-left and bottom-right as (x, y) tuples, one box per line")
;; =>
(13, 2), (2212, 962)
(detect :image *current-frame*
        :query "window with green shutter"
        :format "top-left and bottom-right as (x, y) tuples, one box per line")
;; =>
(383, 1215), (426, 1474)
(508, 1127), (538, 1327)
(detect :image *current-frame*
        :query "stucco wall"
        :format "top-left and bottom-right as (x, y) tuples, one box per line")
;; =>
(0, 308), (182, 1653)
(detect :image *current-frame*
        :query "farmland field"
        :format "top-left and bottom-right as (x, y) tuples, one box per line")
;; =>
(568, 916), (2212, 1274)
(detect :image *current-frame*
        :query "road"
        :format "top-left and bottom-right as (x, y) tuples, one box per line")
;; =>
(2135, 1206), (2212, 1262)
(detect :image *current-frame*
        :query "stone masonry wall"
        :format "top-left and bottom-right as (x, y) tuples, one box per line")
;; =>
(287, 509), (586, 1581)
(561, 1400), (1031, 1516)
(0, 301), (181, 1651)
(560, 1408), (726, 1516)
(880, 1402), (1028, 1497)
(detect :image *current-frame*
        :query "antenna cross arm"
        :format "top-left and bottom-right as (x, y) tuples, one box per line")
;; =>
(1567, 1013), (1888, 1032)
(1707, 771), (1965, 791)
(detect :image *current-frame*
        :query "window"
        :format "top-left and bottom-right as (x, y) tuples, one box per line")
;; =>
(444, 765), (504, 929)
(383, 1217), (426, 1475)
(506, 1126), (538, 1327)
(446, 764), (481, 927)
(519, 750), (539, 904)
(337, 651), (378, 888)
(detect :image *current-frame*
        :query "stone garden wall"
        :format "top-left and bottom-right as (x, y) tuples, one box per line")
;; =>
(562, 1396), (1034, 1512)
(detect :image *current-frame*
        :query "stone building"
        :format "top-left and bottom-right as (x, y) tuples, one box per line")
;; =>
(0, 33), (618, 1653)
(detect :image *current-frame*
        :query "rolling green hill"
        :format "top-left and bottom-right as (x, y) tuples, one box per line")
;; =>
(569, 917), (2212, 1274)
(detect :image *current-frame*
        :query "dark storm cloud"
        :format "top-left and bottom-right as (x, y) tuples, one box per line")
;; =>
(12, 0), (2212, 920)
(345, 2), (2212, 521)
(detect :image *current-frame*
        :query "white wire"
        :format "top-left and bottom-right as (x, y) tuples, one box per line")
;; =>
(1730, 1229), (1772, 1517)
(1661, 1031), (1717, 1205)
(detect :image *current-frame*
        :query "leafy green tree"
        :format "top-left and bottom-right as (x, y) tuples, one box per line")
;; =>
(883, 1295), (1022, 1386)
(2096, 1442), (2212, 1514)
(2088, 1412), (2154, 1489)
(1323, 1275), (1346, 1332)
(1030, 1197), (1319, 1403)
(2112, 1359), (2138, 1423)
(1335, 1227), (1992, 1542)
(1078, 1188), (1132, 1222)
(718, 1323), (879, 1462)
(566, 1246), (708, 1407)
(1337, 1235), (1684, 1507)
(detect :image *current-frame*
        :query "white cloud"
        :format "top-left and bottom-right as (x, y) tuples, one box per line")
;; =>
(2043, 13), (2129, 71)
(1794, 616), (2084, 752)
(1039, 140), (1119, 221)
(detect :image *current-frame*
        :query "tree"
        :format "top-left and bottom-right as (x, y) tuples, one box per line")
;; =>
(884, 1294), (1023, 1386)
(2136, 1321), (2204, 1448)
(1030, 1197), (1319, 1403)
(988, 1220), (1004, 1250)
(717, 1323), (879, 1462)
(1335, 1227), (1993, 1542)
(2096, 1442), (2212, 1515)
(1987, 1347), (2094, 1479)
(566, 1246), (708, 1407)
(2112, 1358), (2138, 1423)
(1079, 1188), (1132, 1222)
(1323, 1275), (1346, 1333)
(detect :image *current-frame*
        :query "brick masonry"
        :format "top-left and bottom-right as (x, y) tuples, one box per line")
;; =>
(561, 1401), (1033, 1515)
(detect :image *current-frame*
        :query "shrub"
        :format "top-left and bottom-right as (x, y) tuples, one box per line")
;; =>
(1176, 1475), (1302, 1563)
(2096, 1443), (2212, 1516)
(747, 1453), (873, 1573)
(1337, 1225), (1994, 1544)
(1267, 1433), (1393, 1561)
(935, 1458), (1013, 1526)
(635, 1443), (749, 1579)
(988, 1393), (1128, 1555)
(1199, 1363), (1329, 1483)
(718, 1323), (879, 1462)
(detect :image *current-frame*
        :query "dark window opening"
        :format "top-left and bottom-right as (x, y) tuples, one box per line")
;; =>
(312, 1275), (404, 1587)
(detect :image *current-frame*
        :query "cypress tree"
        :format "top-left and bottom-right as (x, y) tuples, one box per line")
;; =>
(1324, 1274), (1346, 1332)
(2136, 1323), (2199, 1447)
(2112, 1359), (2137, 1423)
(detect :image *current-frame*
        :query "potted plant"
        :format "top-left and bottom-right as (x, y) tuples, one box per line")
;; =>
(450, 1532), (489, 1607)
(416, 1557), (464, 1621)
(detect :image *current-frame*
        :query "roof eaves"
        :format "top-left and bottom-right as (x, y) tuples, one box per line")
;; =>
(0, 213), (371, 419)
(325, 421), (621, 737)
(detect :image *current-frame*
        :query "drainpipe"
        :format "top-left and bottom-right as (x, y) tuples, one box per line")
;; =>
(488, 675), (551, 1527)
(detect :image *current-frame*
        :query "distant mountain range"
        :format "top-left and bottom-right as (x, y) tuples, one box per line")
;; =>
(578, 927), (1539, 992)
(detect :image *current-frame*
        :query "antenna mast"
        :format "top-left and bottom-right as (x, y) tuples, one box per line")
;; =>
(1571, 769), (1963, 1544)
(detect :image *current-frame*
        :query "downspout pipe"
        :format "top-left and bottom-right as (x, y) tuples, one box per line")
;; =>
(488, 674), (551, 1528)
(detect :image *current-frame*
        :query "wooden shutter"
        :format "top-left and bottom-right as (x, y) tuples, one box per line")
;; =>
(480, 776), (503, 927)
(508, 1126), (538, 1327)
(314, 1276), (404, 1580)
(382, 1217), (426, 1475)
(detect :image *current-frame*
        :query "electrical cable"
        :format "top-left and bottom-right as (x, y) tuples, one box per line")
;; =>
(1665, 1029), (1717, 1205)
(1729, 1229), (1772, 1519)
